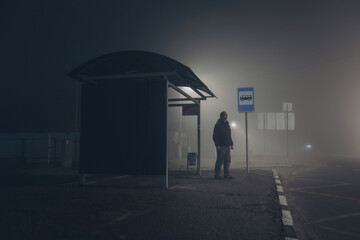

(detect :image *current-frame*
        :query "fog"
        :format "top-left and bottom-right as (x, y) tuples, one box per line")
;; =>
(1, 1), (360, 166)
(164, 1), (360, 168)
(169, 54), (360, 169)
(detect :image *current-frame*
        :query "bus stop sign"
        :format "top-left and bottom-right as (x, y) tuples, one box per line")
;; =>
(238, 87), (254, 112)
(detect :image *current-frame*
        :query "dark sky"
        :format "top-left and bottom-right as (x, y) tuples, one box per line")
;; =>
(1, 0), (360, 158)
(0, 0), (226, 131)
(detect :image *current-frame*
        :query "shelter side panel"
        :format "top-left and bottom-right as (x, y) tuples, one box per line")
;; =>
(79, 78), (167, 175)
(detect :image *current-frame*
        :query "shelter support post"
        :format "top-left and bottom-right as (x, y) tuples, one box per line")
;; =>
(164, 77), (169, 189)
(74, 82), (78, 166)
(197, 102), (201, 176)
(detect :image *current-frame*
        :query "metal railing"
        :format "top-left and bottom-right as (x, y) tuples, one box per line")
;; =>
(0, 132), (79, 167)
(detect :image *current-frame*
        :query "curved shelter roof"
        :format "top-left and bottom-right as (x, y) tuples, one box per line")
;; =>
(68, 50), (216, 98)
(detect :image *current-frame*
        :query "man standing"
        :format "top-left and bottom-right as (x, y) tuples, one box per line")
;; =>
(213, 111), (234, 179)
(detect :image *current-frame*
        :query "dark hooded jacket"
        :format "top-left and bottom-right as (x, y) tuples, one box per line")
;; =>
(213, 119), (233, 147)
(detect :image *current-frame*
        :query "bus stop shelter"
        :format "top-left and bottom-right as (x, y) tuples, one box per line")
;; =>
(68, 51), (216, 188)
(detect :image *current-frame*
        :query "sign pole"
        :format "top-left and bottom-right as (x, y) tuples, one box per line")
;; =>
(238, 87), (254, 174)
(283, 102), (293, 161)
(245, 112), (249, 173)
(286, 104), (289, 160)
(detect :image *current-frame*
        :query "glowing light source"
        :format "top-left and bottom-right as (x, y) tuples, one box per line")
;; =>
(305, 144), (312, 150)
(231, 122), (236, 128)
(179, 87), (197, 97)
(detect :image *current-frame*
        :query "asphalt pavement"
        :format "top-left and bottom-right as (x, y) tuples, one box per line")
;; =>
(276, 158), (360, 240)
(0, 167), (284, 240)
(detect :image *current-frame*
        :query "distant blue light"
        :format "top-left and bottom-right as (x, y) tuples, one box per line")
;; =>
(305, 144), (312, 150)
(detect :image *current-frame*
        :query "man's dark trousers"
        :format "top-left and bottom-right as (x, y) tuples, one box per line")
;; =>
(215, 146), (231, 177)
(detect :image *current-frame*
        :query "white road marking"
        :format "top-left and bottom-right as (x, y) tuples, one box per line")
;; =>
(85, 175), (131, 185)
(288, 182), (350, 191)
(290, 189), (360, 202)
(316, 225), (360, 238)
(307, 212), (360, 224)
(273, 169), (298, 239)
(60, 175), (131, 186)
(115, 211), (132, 222)
(169, 185), (197, 190)
(272, 169), (279, 178)
(282, 210), (294, 226)
(279, 195), (288, 206)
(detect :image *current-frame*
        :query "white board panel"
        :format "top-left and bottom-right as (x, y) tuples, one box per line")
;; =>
(258, 112), (264, 130)
(276, 112), (286, 130)
(288, 112), (295, 130)
(266, 112), (276, 130)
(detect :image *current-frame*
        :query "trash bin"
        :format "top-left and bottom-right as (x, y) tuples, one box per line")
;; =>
(187, 152), (197, 173)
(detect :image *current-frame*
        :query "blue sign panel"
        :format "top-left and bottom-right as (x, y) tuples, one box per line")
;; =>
(238, 87), (254, 112)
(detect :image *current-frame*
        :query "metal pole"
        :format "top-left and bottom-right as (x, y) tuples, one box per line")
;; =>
(74, 81), (79, 166)
(164, 77), (169, 189)
(21, 138), (26, 165)
(48, 134), (51, 165)
(178, 107), (182, 162)
(286, 105), (289, 160)
(263, 113), (266, 155)
(197, 102), (201, 176)
(245, 112), (249, 173)
(53, 137), (57, 167)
